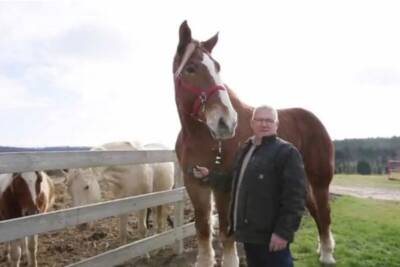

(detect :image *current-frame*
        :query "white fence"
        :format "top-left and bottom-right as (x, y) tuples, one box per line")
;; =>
(0, 150), (195, 267)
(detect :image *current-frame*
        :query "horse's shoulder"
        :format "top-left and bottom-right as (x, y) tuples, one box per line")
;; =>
(175, 131), (184, 154)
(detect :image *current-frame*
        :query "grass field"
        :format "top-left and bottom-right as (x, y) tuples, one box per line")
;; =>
(332, 174), (400, 190)
(292, 196), (400, 267)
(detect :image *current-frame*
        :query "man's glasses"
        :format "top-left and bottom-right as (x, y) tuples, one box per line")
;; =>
(253, 118), (276, 124)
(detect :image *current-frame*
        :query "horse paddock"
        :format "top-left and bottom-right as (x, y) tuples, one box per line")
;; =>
(0, 176), (246, 267)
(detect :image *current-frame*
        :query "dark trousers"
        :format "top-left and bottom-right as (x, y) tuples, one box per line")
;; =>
(243, 242), (293, 267)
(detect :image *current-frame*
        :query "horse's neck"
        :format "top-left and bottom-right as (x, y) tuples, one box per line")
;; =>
(174, 90), (212, 142)
(178, 112), (212, 142)
(227, 88), (254, 139)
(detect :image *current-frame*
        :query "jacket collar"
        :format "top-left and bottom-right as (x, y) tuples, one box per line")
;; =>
(244, 134), (277, 146)
(250, 134), (276, 145)
(260, 134), (277, 144)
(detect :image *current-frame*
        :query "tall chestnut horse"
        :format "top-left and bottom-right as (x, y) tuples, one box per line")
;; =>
(173, 21), (335, 266)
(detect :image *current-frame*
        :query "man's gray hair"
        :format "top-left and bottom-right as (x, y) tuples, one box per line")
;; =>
(251, 105), (279, 122)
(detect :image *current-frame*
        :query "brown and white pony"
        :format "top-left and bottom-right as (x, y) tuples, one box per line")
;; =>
(173, 21), (336, 266)
(0, 171), (55, 267)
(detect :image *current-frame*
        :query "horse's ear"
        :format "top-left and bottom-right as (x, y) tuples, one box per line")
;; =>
(177, 20), (192, 56)
(61, 169), (69, 177)
(201, 32), (219, 53)
(63, 175), (71, 186)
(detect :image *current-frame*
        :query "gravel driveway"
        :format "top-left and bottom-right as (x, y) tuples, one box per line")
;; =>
(330, 185), (400, 201)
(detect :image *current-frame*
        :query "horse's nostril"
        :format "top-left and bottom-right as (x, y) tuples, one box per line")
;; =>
(218, 118), (229, 130)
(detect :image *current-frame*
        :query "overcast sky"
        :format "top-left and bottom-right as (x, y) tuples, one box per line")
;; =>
(1, 1), (399, 148)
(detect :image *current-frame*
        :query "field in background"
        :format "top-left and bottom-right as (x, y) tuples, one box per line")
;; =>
(292, 196), (400, 267)
(332, 174), (400, 189)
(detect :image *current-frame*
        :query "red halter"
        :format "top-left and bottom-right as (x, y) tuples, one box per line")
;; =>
(175, 77), (226, 120)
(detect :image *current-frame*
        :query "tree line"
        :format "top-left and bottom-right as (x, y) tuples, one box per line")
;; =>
(2, 137), (400, 175)
(334, 136), (400, 174)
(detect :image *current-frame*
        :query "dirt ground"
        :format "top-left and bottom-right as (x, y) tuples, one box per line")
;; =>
(1, 179), (398, 267)
(0, 177), (246, 267)
(330, 185), (400, 201)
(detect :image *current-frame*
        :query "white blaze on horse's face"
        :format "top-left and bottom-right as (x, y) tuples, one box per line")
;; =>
(0, 173), (13, 195)
(21, 172), (39, 206)
(202, 53), (238, 140)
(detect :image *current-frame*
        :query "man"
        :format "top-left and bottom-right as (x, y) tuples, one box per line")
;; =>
(193, 105), (306, 267)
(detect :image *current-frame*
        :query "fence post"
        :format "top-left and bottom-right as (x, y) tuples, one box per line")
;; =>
(173, 158), (185, 254)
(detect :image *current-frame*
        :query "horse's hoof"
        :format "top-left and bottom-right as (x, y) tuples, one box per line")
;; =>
(319, 254), (336, 266)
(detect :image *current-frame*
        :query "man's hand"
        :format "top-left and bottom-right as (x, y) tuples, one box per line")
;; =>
(192, 166), (209, 179)
(269, 233), (288, 252)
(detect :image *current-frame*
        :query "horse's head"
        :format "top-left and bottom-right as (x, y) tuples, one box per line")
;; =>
(173, 21), (238, 140)
(11, 172), (44, 216)
(63, 168), (102, 207)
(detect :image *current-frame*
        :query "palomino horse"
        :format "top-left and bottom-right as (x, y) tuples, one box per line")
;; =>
(173, 21), (335, 266)
(0, 171), (55, 267)
(64, 142), (174, 242)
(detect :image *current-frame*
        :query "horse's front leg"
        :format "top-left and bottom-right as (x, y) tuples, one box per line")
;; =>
(156, 205), (166, 233)
(186, 181), (215, 267)
(8, 239), (22, 267)
(214, 190), (239, 267)
(27, 235), (38, 267)
(137, 209), (148, 238)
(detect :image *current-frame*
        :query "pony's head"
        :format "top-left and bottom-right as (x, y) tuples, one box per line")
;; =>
(173, 21), (237, 140)
(10, 172), (44, 216)
(63, 168), (102, 207)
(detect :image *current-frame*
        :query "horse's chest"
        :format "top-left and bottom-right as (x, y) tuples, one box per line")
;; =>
(0, 189), (21, 219)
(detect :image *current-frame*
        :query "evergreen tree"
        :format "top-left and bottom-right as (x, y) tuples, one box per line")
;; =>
(357, 160), (371, 175)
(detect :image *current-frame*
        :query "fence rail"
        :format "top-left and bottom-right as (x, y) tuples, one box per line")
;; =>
(0, 150), (192, 267)
(0, 188), (185, 243)
(67, 222), (196, 267)
(0, 150), (175, 173)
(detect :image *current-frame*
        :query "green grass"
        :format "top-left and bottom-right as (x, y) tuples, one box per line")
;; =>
(292, 196), (400, 267)
(332, 174), (400, 190)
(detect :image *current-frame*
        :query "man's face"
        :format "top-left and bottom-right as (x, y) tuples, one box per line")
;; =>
(250, 109), (278, 139)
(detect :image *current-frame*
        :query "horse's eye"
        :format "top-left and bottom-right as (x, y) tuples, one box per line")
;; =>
(185, 65), (196, 74)
(84, 185), (89, 190)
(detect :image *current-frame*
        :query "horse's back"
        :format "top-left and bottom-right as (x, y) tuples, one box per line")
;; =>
(277, 108), (334, 182)
(91, 141), (142, 151)
(90, 141), (153, 196)
(144, 143), (175, 191)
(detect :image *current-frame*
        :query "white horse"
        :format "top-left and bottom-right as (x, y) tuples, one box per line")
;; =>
(63, 141), (175, 242)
